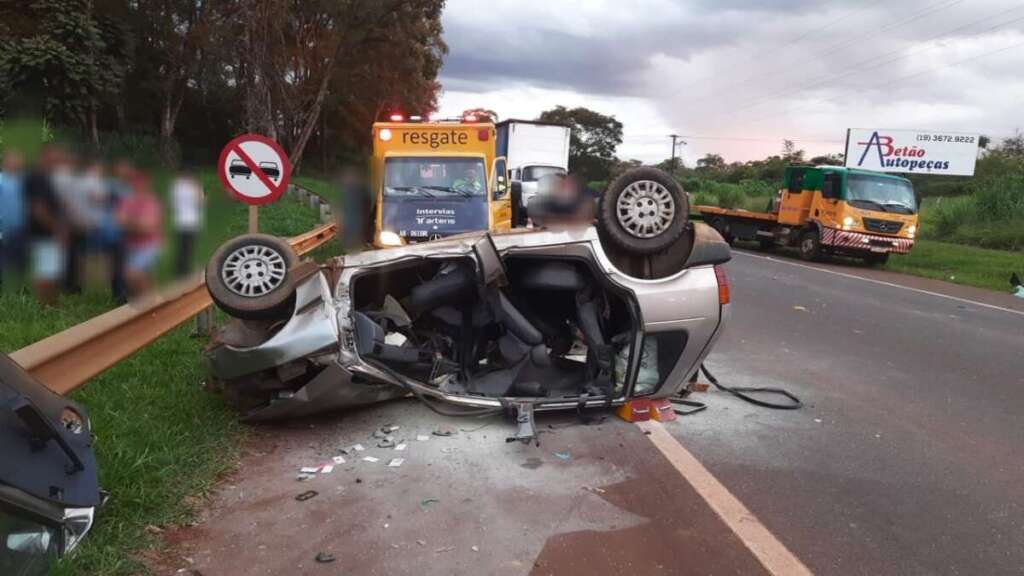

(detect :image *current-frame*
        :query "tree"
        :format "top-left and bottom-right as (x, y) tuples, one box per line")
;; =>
(696, 153), (725, 171)
(461, 107), (497, 123)
(537, 105), (622, 182)
(781, 139), (805, 163)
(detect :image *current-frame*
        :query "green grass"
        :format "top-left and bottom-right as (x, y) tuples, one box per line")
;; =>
(883, 239), (1024, 292)
(2, 175), (331, 575)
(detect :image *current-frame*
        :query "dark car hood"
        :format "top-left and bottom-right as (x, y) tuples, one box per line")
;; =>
(0, 354), (100, 508)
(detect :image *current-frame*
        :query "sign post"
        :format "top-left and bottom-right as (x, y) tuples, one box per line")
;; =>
(217, 134), (293, 233)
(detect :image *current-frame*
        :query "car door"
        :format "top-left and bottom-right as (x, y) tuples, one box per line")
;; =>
(489, 157), (511, 231)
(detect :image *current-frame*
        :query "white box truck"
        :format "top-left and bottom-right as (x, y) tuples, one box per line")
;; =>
(495, 120), (571, 225)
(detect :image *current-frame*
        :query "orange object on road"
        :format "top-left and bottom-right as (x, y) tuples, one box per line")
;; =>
(649, 398), (677, 422)
(616, 398), (652, 422)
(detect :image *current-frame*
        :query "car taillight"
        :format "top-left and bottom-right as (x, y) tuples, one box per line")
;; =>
(714, 265), (730, 305)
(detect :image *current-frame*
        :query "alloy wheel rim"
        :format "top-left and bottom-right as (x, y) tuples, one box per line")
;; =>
(615, 180), (675, 238)
(222, 245), (287, 297)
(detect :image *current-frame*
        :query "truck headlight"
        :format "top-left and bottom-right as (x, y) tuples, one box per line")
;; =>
(842, 216), (856, 230)
(907, 224), (917, 239)
(378, 230), (403, 246)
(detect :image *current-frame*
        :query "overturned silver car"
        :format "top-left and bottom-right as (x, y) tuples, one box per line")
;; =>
(204, 168), (731, 441)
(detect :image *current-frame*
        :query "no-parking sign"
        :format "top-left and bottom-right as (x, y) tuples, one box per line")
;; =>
(217, 134), (292, 205)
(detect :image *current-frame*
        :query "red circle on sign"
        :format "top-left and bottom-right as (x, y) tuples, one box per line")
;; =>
(217, 133), (292, 206)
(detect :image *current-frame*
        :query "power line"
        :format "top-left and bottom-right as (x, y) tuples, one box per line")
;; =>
(734, 36), (1024, 128)
(680, 0), (967, 107)
(701, 6), (1024, 121)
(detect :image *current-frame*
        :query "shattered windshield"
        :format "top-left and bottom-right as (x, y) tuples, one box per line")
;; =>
(384, 157), (487, 198)
(847, 174), (917, 214)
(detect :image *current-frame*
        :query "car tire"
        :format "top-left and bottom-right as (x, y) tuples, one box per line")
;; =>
(597, 167), (687, 255)
(798, 229), (822, 261)
(206, 234), (300, 321)
(864, 253), (889, 267)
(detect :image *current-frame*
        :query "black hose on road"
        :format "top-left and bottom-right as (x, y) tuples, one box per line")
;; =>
(671, 363), (803, 415)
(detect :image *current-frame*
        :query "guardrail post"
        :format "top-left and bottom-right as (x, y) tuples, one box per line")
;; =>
(320, 203), (332, 223)
(309, 195), (320, 209)
(193, 307), (213, 337)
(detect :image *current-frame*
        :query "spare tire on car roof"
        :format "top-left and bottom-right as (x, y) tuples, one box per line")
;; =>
(206, 233), (300, 321)
(597, 167), (688, 255)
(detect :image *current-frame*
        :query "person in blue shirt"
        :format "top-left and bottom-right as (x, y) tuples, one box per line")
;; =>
(0, 150), (28, 289)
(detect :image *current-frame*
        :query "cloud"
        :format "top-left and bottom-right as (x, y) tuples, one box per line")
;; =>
(439, 0), (1024, 163)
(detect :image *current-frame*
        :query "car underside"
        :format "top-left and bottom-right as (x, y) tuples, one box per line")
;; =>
(204, 168), (731, 442)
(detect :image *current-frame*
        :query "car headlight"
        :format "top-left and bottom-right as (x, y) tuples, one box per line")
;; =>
(378, 230), (403, 246)
(907, 224), (917, 239)
(842, 216), (856, 230)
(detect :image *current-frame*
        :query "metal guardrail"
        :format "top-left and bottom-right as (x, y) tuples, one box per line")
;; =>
(10, 221), (337, 395)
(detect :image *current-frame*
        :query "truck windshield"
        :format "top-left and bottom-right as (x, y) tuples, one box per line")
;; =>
(847, 174), (917, 214)
(384, 157), (487, 198)
(522, 166), (565, 182)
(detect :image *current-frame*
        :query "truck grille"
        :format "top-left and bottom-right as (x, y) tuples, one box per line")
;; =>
(862, 217), (903, 235)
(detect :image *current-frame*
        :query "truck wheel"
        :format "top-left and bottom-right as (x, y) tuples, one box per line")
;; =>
(598, 167), (687, 255)
(798, 229), (821, 261)
(864, 253), (889, 267)
(710, 218), (735, 245)
(206, 234), (299, 321)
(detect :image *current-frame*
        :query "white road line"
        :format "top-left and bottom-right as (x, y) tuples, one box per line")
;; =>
(733, 250), (1024, 318)
(637, 420), (814, 576)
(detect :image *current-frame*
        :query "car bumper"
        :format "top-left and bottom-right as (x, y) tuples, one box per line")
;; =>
(821, 227), (913, 254)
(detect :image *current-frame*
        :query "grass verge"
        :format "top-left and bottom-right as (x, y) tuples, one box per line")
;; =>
(2, 176), (330, 575)
(883, 239), (1024, 292)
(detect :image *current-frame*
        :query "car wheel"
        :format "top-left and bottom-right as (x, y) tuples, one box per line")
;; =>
(798, 229), (821, 261)
(206, 234), (299, 320)
(864, 253), (889, 267)
(598, 167), (687, 255)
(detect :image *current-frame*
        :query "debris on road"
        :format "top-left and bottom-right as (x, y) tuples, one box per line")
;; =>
(793, 305), (808, 312)
(320, 465), (334, 474)
(554, 452), (571, 461)
(434, 546), (456, 554)
(433, 427), (456, 437)
(296, 473), (315, 481)
(472, 545), (480, 552)
(295, 490), (318, 502)
(363, 456), (379, 463)
(353, 444), (366, 451)
(315, 552), (336, 563)
(416, 434), (429, 442)
(300, 467), (320, 474)
(395, 443), (407, 451)
(582, 485), (606, 494)
(332, 456), (345, 464)
(388, 458), (405, 467)
(416, 540), (426, 546)
(421, 498), (440, 507)
(378, 439), (396, 448)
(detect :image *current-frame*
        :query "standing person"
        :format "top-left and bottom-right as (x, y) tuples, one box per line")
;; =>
(105, 160), (133, 302)
(116, 172), (163, 297)
(23, 146), (67, 305)
(0, 150), (27, 289)
(51, 148), (89, 294)
(170, 171), (203, 277)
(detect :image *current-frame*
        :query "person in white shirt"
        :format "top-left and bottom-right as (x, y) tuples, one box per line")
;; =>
(170, 171), (204, 277)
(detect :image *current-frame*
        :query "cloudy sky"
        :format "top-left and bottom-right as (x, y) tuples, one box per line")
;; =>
(436, 0), (1024, 165)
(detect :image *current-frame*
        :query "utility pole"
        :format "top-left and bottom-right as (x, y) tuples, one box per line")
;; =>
(669, 134), (687, 172)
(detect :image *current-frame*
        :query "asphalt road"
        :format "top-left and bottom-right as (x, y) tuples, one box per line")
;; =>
(155, 250), (1024, 575)
(676, 248), (1024, 575)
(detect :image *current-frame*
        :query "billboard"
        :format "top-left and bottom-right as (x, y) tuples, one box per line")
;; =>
(845, 128), (979, 176)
